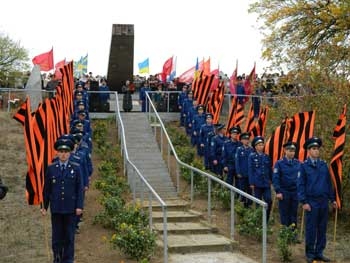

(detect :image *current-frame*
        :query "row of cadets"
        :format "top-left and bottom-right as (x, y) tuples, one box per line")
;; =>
(174, 95), (336, 262)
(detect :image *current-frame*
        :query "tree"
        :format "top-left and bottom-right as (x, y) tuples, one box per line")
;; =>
(249, 0), (350, 209)
(249, 0), (350, 78)
(0, 33), (30, 87)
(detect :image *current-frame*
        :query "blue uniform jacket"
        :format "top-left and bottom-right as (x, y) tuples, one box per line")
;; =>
(209, 134), (228, 161)
(199, 124), (215, 146)
(43, 161), (84, 214)
(248, 152), (272, 187)
(222, 140), (242, 167)
(297, 158), (335, 207)
(235, 145), (254, 177)
(272, 157), (300, 193)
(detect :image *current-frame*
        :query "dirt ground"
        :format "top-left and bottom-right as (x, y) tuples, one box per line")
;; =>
(1, 111), (350, 263)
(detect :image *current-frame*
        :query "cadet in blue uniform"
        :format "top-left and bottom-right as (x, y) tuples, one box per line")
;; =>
(199, 113), (215, 169)
(235, 132), (254, 207)
(297, 137), (337, 263)
(248, 136), (273, 221)
(178, 85), (188, 126)
(191, 105), (206, 149)
(41, 138), (84, 263)
(209, 124), (228, 177)
(272, 141), (301, 228)
(182, 91), (194, 135)
(222, 126), (242, 185)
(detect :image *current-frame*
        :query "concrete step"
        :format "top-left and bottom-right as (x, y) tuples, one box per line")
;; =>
(168, 252), (258, 263)
(138, 199), (190, 211)
(157, 233), (233, 253)
(153, 222), (218, 234)
(152, 210), (202, 223)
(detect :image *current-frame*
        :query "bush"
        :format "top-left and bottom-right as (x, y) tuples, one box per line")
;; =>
(277, 224), (296, 262)
(110, 223), (156, 261)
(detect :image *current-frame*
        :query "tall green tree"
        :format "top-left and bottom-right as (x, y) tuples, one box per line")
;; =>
(249, 0), (350, 78)
(0, 33), (30, 87)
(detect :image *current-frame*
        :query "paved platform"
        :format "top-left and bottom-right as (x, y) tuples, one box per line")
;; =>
(168, 252), (258, 263)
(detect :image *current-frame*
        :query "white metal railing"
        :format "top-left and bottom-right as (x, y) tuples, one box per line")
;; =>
(113, 92), (169, 263)
(144, 91), (268, 263)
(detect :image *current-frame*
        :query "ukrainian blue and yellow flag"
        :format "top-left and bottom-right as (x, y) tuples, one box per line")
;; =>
(138, 58), (149, 74)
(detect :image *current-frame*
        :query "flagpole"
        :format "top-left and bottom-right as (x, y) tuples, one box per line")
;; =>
(332, 208), (338, 261)
(299, 208), (305, 241)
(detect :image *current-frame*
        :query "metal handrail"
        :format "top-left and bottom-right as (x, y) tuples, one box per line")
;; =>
(113, 92), (168, 263)
(145, 91), (268, 263)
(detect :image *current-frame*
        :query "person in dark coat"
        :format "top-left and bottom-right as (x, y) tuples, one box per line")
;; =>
(41, 138), (84, 263)
(297, 137), (337, 263)
(272, 141), (300, 229)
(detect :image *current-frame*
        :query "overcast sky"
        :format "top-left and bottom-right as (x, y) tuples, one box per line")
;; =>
(1, 0), (269, 77)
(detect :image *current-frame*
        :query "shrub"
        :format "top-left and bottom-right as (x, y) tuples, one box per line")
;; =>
(277, 224), (296, 262)
(110, 223), (156, 261)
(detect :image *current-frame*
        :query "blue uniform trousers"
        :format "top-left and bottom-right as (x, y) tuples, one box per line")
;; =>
(51, 213), (76, 263)
(278, 190), (298, 227)
(254, 187), (272, 222)
(225, 165), (236, 185)
(305, 206), (328, 259)
(236, 176), (252, 207)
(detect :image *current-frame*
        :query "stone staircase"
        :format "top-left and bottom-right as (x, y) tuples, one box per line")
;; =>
(118, 99), (257, 262)
(139, 199), (234, 254)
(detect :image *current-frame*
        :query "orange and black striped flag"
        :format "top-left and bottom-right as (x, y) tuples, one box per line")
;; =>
(197, 74), (215, 107)
(226, 97), (245, 136)
(192, 71), (204, 99)
(251, 106), (268, 137)
(286, 110), (315, 161)
(23, 97), (43, 205)
(329, 104), (346, 209)
(207, 81), (225, 124)
(264, 117), (288, 166)
(13, 100), (28, 126)
(244, 102), (255, 133)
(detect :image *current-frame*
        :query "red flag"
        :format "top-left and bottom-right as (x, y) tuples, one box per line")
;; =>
(32, 48), (54, 71)
(203, 58), (211, 76)
(161, 56), (173, 83)
(329, 105), (346, 209)
(54, 59), (66, 80)
(244, 63), (256, 99)
(178, 59), (204, 83)
(229, 60), (238, 95)
(209, 68), (220, 91)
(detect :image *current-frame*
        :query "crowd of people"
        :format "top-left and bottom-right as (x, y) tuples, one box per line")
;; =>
(41, 79), (93, 263)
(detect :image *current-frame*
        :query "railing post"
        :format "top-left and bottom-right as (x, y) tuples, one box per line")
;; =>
(207, 177), (211, 224)
(230, 190), (235, 240)
(190, 170), (194, 205)
(262, 206), (267, 263)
